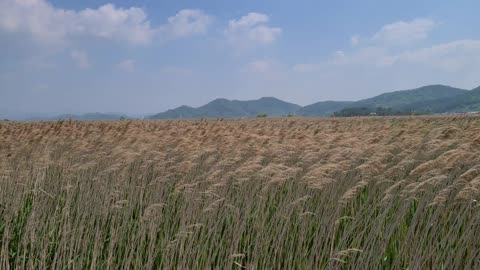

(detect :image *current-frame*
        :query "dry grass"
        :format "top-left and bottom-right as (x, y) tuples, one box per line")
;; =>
(1, 116), (480, 269)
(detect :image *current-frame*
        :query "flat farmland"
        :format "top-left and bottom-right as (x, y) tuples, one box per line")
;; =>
(1, 116), (480, 269)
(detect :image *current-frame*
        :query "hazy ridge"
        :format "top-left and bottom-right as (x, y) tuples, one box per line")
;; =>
(4, 84), (480, 121)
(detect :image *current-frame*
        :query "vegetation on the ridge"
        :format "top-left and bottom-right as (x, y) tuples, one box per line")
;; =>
(149, 84), (480, 119)
(9, 84), (480, 121)
(333, 106), (407, 117)
(296, 101), (354, 117)
(399, 86), (480, 114)
(333, 85), (473, 117)
(347, 85), (467, 109)
(149, 97), (300, 119)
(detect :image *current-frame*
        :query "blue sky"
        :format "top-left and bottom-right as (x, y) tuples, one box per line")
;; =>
(1, 0), (480, 116)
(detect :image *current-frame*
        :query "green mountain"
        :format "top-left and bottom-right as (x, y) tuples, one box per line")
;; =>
(399, 86), (480, 113)
(350, 85), (468, 109)
(448, 87), (480, 112)
(149, 97), (301, 119)
(12, 84), (480, 121)
(333, 85), (470, 116)
(296, 101), (354, 116)
(150, 85), (480, 119)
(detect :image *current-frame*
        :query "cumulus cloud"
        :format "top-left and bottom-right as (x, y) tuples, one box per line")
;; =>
(294, 18), (445, 72)
(247, 60), (271, 73)
(116, 59), (135, 72)
(371, 18), (436, 46)
(225, 12), (282, 49)
(0, 0), (154, 45)
(327, 39), (480, 72)
(295, 39), (480, 73)
(71, 50), (90, 69)
(0, 0), (212, 46)
(160, 9), (212, 40)
(348, 18), (436, 48)
(381, 40), (480, 72)
(350, 35), (360, 46)
(292, 17), (480, 95)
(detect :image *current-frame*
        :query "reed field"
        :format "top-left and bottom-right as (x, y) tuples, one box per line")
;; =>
(1, 116), (480, 269)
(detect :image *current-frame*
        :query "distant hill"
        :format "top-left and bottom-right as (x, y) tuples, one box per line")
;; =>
(349, 85), (468, 109)
(150, 84), (475, 119)
(296, 101), (354, 117)
(333, 85), (470, 116)
(29, 112), (128, 121)
(149, 97), (301, 119)
(11, 84), (480, 121)
(448, 87), (480, 112)
(399, 86), (480, 114)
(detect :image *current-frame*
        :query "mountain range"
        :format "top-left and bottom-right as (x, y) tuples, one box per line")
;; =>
(3, 84), (480, 121)
(149, 97), (301, 119)
(25, 113), (129, 121)
(149, 84), (480, 119)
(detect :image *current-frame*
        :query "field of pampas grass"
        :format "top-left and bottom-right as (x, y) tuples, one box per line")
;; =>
(1, 116), (480, 269)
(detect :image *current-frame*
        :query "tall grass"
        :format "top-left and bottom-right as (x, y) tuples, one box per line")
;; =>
(1, 116), (480, 269)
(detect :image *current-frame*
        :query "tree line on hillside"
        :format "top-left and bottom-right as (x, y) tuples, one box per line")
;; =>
(332, 106), (413, 117)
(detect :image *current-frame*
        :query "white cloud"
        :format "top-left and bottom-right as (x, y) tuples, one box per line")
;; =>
(225, 12), (282, 49)
(350, 35), (360, 46)
(292, 64), (321, 73)
(247, 60), (271, 73)
(381, 40), (480, 72)
(161, 9), (212, 40)
(229, 13), (269, 29)
(295, 39), (480, 72)
(71, 50), (90, 69)
(116, 59), (135, 72)
(372, 18), (435, 46)
(0, 0), (154, 45)
(292, 37), (480, 101)
(289, 16), (480, 100)
(0, 1), (212, 46)
(76, 4), (153, 45)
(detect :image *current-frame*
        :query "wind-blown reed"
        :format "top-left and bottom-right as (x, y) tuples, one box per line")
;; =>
(1, 116), (479, 268)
